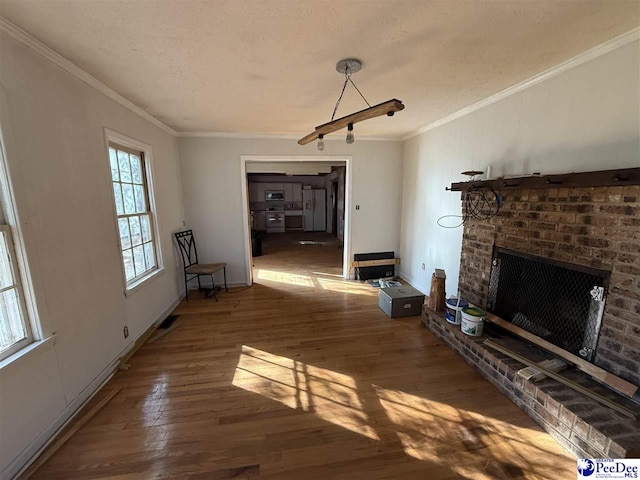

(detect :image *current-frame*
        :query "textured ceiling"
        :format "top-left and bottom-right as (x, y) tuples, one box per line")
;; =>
(0, 0), (638, 138)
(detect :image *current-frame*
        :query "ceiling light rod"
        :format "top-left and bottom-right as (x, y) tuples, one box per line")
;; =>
(298, 58), (405, 146)
(298, 98), (405, 145)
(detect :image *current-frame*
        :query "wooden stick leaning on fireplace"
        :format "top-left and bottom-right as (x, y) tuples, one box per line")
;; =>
(484, 339), (636, 419)
(484, 312), (638, 399)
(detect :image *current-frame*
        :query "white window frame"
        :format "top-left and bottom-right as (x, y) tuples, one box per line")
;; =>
(0, 128), (40, 363)
(0, 224), (33, 361)
(104, 129), (163, 295)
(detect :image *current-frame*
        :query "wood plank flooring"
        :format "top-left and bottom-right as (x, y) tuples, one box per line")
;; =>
(24, 232), (575, 479)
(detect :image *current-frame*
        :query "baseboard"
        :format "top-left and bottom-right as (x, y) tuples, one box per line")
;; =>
(398, 270), (428, 295)
(7, 294), (184, 480)
(186, 281), (249, 289)
(5, 361), (118, 480)
(146, 294), (185, 332)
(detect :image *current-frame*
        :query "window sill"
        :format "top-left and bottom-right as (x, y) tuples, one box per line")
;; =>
(124, 267), (166, 297)
(0, 335), (56, 376)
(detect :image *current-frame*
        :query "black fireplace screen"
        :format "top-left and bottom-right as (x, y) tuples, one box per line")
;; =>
(487, 248), (610, 362)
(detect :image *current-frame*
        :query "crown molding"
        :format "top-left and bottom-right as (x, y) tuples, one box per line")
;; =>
(178, 130), (400, 141)
(402, 27), (640, 141)
(0, 16), (178, 137)
(178, 131), (301, 139)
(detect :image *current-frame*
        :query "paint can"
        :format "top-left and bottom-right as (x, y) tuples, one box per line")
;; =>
(445, 298), (468, 325)
(461, 307), (486, 336)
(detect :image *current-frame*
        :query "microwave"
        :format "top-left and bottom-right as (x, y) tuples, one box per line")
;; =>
(265, 190), (284, 201)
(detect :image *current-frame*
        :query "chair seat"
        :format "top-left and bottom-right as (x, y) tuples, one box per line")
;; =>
(186, 262), (227, 275)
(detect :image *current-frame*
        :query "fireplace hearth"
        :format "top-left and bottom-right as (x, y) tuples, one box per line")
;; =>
(422, 308), (640, 458)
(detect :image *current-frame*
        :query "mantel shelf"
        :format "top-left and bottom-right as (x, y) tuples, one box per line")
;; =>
(448, 167), (640, 192)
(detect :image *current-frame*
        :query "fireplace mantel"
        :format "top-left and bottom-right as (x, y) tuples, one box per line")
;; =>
(448, 167), (640, 192)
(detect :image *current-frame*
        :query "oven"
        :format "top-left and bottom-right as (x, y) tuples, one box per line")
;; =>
(266, 212), (285, 233)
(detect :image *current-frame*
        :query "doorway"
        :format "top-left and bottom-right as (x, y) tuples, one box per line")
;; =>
(240, 156), (351, 285)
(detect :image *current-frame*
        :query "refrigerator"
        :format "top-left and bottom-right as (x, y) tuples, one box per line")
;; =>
(303, 189), (326, 232)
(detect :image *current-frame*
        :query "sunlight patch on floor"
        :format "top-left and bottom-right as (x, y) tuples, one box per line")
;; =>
(232, 346), (378, 440)
(312, 271), (344, 278)
(373, 385), (569, 480)
(255, 269), (315, 287)
(316, 277), (378, 296)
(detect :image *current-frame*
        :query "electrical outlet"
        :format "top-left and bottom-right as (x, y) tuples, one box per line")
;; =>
(123, 325), (129, 339)
(355, 205), (360, 210)
(421, 263), (426, 270)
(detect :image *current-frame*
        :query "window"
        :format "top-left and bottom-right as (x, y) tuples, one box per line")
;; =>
(0, 223), (32, 360)
(0, 135), (33, 361)
(108, 142), (158, 287)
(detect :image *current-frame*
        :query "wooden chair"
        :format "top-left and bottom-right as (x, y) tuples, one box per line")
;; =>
(174, 230), (227, 301)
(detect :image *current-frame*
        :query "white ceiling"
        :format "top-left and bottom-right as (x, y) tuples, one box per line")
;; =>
(0, 1), (638, 139)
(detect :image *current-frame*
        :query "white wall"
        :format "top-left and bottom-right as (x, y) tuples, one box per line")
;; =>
(178, 137), (403, 283)
(400, 41), (640, 296)
(0, 31), (184, 478)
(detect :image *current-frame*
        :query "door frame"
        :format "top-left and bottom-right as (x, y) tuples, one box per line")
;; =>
(240, 155), (352, 285)
(330, 179), (339, 236)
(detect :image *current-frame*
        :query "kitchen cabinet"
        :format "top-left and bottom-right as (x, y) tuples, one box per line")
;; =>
(256, 183), (266, 202)
(285, 209), (303, 231)
(263, 183), (284, 192)
(253, 211), (266, 231)
(292, 183), (302, 202)
(249, 183), (260, 203)
(283, 183), (302, 202)
(283, 183), (292, 202)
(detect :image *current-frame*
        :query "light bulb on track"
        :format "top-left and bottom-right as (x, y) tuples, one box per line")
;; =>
(346, 123), (354, 144)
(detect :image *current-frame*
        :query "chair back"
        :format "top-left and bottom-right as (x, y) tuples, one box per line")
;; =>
(174, 230), (199, 270)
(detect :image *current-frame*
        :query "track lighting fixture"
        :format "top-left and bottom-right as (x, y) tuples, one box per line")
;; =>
(298, 58), (404, 146)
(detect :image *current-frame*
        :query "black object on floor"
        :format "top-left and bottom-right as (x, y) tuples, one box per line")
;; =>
(158, 315), (179, 329)
(251, 229), (262, 257)
(354, 251), (395, 280)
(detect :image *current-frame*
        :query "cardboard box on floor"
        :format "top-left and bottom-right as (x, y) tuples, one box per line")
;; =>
(379, 286), (425, 318)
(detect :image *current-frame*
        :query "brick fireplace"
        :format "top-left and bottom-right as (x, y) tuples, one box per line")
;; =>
(423, 182), (640, 458)
(460, 184), (640, 386)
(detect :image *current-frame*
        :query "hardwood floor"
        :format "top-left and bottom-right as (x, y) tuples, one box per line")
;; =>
(24, 233), (574, 479)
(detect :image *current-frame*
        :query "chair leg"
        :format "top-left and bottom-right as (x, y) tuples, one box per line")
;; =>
(211, 273), (218, 301)
(184, 274), (189, 301)
(223, 267), (228, 292)
(197, 275), (202, 291)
